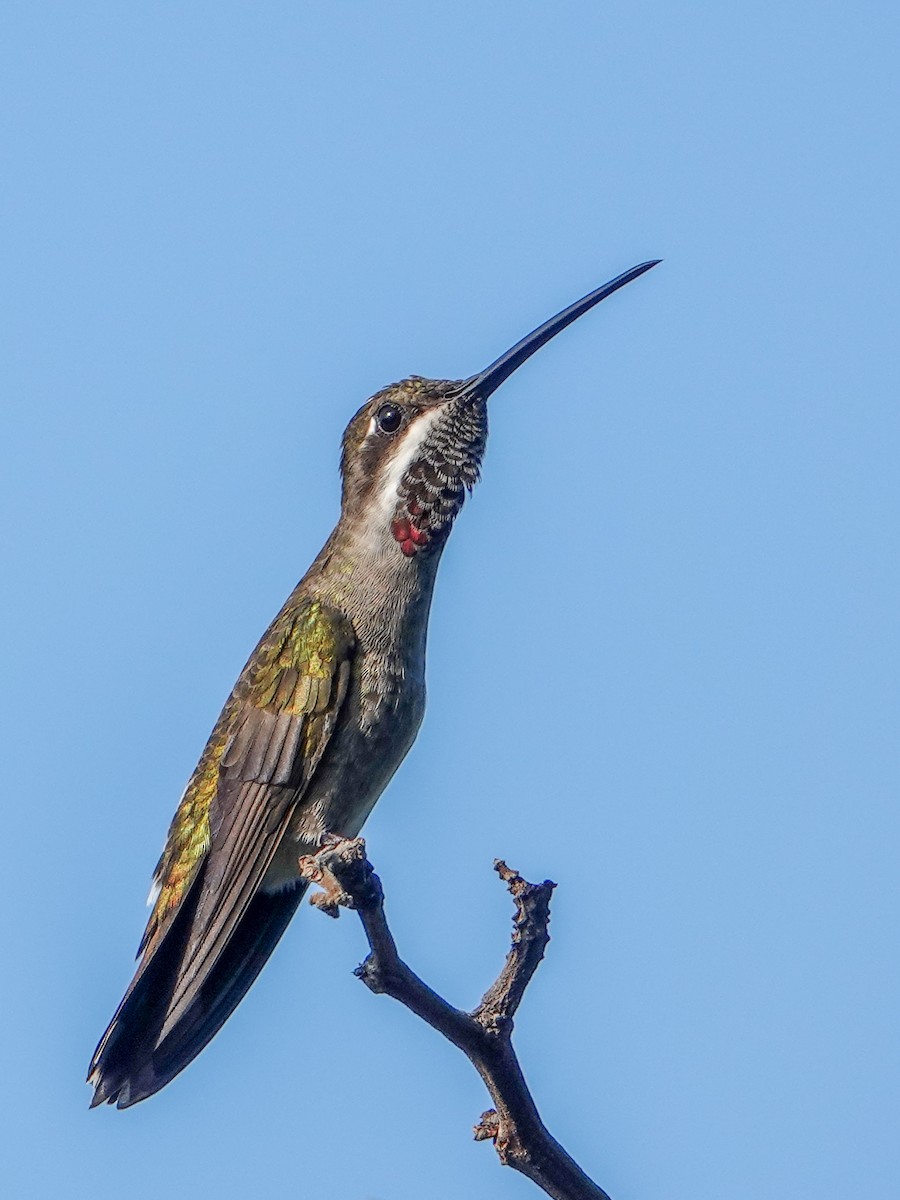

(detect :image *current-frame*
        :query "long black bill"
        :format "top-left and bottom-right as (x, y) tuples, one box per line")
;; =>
(462, 260), (660, 401)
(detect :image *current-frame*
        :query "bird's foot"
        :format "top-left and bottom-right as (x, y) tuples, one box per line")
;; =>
(299, 835), (361, 918)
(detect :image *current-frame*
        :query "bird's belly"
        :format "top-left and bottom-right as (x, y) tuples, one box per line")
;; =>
(261, 681), (424, 892)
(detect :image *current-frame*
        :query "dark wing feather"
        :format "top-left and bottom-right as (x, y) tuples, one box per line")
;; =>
(87, 866), (207, 1107)
(109, 885), (307, 1108)
(158, 777), (297, 1036)
(88, 598), (355, 1107)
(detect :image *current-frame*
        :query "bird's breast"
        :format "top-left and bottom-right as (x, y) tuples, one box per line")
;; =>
(262, 552), (437, 891)
(261, 643), (426, 891)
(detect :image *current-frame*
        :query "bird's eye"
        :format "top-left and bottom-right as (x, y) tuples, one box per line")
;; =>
(376, 403), (403, 434)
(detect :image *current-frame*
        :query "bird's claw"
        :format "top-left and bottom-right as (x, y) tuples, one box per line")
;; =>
(299, 836), (356, 917)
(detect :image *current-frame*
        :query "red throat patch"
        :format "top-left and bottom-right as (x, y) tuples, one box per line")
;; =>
(391, 517), (430, 557)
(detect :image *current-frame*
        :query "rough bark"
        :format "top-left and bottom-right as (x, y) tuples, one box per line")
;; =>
(299, 837), (613, 1200)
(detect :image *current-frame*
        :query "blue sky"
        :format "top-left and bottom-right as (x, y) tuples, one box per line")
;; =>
(3, 3), (898, 1198)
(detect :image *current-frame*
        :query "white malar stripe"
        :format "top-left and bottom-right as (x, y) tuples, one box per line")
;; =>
(372, 407), (441, 524)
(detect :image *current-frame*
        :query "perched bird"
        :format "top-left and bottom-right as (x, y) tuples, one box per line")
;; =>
(88, 261), (659, 1108)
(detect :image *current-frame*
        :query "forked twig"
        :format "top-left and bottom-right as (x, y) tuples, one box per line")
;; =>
(299, 838), (613, 1200)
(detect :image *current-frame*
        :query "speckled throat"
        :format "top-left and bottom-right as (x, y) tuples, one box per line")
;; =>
(390, 397), (487, 557)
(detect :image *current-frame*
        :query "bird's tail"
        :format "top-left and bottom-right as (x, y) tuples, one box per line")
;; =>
(88, 881), (306, 1108)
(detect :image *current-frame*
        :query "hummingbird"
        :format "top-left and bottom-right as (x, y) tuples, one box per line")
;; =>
(88, 260), (659, 1108)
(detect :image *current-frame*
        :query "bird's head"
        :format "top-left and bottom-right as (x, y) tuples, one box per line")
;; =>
(339, 261), (660, 559)
(340, 377), (486, 558)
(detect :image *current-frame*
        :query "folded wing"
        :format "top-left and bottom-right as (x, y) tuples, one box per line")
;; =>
(88, 597), (355, 1107)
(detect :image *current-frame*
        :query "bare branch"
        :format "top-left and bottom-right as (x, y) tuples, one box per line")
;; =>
(299, 838), (614, 1200)
(473, 859), (554, 1032)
